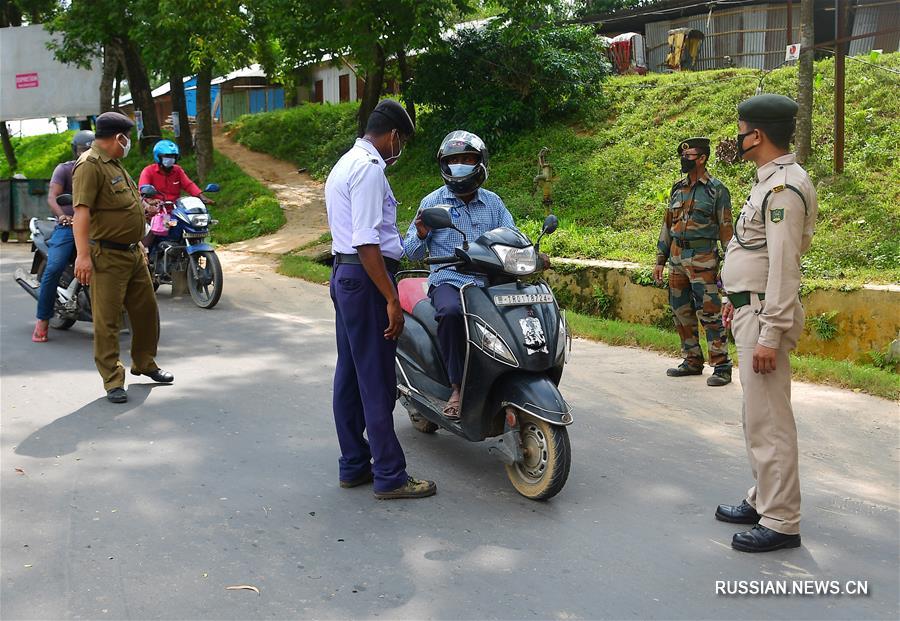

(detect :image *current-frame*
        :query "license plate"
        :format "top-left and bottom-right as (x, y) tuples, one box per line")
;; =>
(493, 293), (554, 306)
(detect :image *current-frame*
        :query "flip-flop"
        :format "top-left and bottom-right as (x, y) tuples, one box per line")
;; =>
(442, 400), (461, 421)
(32, 322), (49, 343)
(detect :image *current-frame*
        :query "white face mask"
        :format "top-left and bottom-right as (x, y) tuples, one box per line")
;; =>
(161, 157), (176, 169)
(384, 130), (402, 165)
(117, 133), (132, 159)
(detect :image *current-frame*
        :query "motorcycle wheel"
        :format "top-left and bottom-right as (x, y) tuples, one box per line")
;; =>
(505, 414), (571, 501)
(408, 411), (438, 434)
(35, 257), (77, 330)
(187, 251), (223, 309)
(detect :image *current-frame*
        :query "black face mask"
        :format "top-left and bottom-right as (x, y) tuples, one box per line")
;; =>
(736, 131), (758, 158)
(680, 156), (697, 173)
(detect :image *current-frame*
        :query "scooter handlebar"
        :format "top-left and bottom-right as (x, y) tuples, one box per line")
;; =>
(424, 255), (459, 265)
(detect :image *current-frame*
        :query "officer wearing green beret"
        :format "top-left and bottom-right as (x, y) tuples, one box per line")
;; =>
(72, 112), (174, 403)
(716, 94), (818, 552)
(655, 137), (734, 386)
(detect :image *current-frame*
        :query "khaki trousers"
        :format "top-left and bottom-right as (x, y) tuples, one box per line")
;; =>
(89, 244), (159, 391)
(732, 294), (804, 535)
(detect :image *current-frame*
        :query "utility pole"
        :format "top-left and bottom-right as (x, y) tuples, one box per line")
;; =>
(796, 0), (814, 163)
(834, 0), (848, 173)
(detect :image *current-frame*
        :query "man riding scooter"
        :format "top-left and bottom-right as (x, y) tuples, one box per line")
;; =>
(402, 130), (548, 420)
(32, 130), (94, 342)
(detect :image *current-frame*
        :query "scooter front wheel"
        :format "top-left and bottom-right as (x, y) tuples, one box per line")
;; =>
(505, 415), (570, 501)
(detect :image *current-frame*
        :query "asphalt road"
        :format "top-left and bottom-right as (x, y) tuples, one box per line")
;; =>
(1, 243), (897, 620)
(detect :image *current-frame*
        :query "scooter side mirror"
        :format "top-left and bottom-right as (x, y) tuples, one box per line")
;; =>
(56, 194), (73, 206)
(140, 184), (159, 197)
(542, 214), (559, 236)
(421, 206), (453, 230)
(204, 183), (220, 193)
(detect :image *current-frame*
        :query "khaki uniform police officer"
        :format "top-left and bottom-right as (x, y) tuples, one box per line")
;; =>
(72, 112), (174, 403)
(716, 94), (817, 553)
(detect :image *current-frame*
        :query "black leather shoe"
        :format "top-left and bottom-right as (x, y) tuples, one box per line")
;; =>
(707, 368), (732, 386)
(340, 472), (374, 489)
(131, 368), (174, 383)
(666, 362), (703, 377)
(715, 500), (760, 524)
(106, 387), (128, 403)
(732, 525), (801, 552)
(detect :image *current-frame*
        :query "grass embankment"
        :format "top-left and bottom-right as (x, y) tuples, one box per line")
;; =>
(228, 54), (900, 285)
(1, 131), (284, 244)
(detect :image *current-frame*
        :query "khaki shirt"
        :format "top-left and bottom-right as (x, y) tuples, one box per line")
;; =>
(72, 145), (144, 245)
(721, 154), (818, 349)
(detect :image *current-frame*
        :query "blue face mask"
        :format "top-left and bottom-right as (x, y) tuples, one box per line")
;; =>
(161, 157), (176, 169)
(448, 163), (476, 177)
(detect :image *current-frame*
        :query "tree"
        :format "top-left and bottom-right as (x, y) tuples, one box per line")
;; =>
(45, 0), (162, 152)
(795, 0), (814, 163)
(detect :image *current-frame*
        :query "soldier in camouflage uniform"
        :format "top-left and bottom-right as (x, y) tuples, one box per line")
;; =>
(653, 137), (734, 386)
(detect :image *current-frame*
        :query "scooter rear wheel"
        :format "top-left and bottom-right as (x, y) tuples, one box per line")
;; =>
(505, 415), (570, 501)
(408, 411), (438, 434)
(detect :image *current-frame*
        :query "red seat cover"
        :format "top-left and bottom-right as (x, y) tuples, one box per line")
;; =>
(398, 278), (429, 314)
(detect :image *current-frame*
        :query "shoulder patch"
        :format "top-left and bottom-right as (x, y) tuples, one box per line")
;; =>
(770, 208), (784, 223)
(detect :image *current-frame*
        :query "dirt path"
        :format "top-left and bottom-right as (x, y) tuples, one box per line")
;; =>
(213, 128), (328, 255)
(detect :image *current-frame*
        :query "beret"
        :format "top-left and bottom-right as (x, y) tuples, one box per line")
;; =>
(371, 99), (415, 136)
(95, 111), (135, 138)
(678, 137), (710, 155)
(738, 94), (798, 124)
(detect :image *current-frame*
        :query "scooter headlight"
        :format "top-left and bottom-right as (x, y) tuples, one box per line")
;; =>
(189, 214), (210, 227)
(492, 244), (537, 275)
(473, 322), (519, 367)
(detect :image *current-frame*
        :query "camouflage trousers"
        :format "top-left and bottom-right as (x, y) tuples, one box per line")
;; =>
(668, 248), (731, 369)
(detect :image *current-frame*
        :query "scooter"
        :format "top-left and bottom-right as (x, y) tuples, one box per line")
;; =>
(15, 194), (92, 330)
(395, 206), (573, 500)
(140, 183), (223, 309)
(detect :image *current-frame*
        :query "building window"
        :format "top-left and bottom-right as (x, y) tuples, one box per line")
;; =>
(339, 74), (350, 103)
(313, 80), (324, 104)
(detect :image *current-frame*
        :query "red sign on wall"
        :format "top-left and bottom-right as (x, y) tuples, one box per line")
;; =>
(15, 72), (39, 89)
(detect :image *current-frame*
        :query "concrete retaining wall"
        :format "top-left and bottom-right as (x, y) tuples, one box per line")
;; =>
(545, 258), (900, 362)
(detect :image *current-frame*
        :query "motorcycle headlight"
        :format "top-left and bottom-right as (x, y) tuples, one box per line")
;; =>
(189, 214), (210, 227)
(492, 244), (537, 275)
(474, 322), (519, 366)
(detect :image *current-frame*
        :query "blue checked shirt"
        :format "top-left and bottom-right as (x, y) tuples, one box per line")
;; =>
(403, 185), (518, 289)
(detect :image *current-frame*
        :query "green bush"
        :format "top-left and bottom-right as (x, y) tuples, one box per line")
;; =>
(226, 102), (359, 179)
(0, 131), (75, 178)
(411, 23), (610, 147)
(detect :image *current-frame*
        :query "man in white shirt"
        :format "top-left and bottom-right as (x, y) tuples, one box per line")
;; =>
(324, 99), (436, 500)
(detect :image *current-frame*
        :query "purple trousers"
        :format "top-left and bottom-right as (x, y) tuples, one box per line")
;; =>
(330, 263), (408, 492)
(429, 283), (465, 386)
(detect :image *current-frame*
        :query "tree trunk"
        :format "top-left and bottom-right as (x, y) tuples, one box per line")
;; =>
(113, 65), (122, 110)
(169, 70), (192, 155)
(1, 122), (18, 173)
(795, 0), (814, 163)
(397, 48), (416, 126)
(357, 44), (386, 137)
(195, 63), (214, 183)
(99, 44), (122, 113)
(118, 37), (161, 153)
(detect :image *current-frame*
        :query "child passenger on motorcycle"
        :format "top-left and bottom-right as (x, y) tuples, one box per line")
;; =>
(138, 140), (214, 251)
(402, 130), (548, 420)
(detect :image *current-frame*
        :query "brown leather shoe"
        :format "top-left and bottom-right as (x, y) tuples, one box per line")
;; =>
(374, 476), (437, 500)
(339, 472), (374, 489)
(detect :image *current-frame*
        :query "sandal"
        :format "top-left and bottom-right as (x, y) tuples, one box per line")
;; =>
(32, 321), (49, 343)
(442, 397), (461, 421)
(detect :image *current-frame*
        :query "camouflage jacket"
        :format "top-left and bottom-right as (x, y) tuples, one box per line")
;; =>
(657, 174), (733, 265)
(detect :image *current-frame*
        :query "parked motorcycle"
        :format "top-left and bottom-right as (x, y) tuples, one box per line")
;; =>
(141, 183), (223, 309)
(15, 194), (92, 330)
(395, 206), (572, 500)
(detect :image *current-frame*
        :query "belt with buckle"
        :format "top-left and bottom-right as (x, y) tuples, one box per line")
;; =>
(333, 252), (400, 272)
(90, 239), (139, 252)
(673, 238), (717, 250)
(729, 291), (765, 308)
